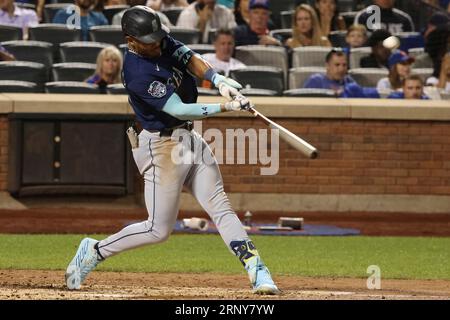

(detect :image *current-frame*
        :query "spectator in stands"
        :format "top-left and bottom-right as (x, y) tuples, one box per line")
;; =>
(234, 0), (281, 46)
(14, 0), (45, 22)
(388, 75), (429, 99)
(377, 50), (414, 92)
(413, 13), (449, 70)
(354, 0), (415, 33)
(202, 29), (246, 76)
(53, 0), (109, 41)
(360, 29), (392, 69)
(314, 0), (346, 36)
(112, 0), (173, 26)
(177, 0), (236, 43)
(304, 48), (380, 98)
(0, 0), (38, 40)
(147, 0), (189, 10)
(234, 0), (250, 26)
(303, 48), (357, 93)
(345, 24), (368, 49)
(285, 4), (331, 49)
(0, 44), (15, 61)
(427, 53), (450, 93)
(86, 46), (123, 94)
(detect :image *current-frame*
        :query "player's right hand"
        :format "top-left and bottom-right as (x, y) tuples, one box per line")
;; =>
(224, 95), (251, 112)
(212, 74), (243, 100)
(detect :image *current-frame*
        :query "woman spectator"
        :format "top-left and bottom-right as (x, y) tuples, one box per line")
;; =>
(86, 47), (123, 94)
(286, 4), (331, 49)
(314, 0), (346, 37)
(377, 50), (415, 92)
(234, 0), (250, 26)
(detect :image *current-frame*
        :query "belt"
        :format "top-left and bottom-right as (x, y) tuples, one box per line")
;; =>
(148, 121), (193, 137)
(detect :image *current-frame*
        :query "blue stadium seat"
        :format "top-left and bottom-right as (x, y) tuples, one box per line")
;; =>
(0, 61), (47, 91)
(0, 25), (22, 42)
(2, 40), (54, 67)
(89, 25), (124, 47)
(45, 81), (100, 94)
(0, 80), (39, 93)
(59, 41), (111, 63)
(230, 66), (285, 96)
(51, 62), (96, 82)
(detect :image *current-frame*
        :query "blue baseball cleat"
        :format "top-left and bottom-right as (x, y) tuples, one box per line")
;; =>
(246, 256), (281, 295)
(65, 237), (102, 290)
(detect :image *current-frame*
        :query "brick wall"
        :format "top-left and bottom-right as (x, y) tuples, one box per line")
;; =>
(0, 115), (8, 191)
(198, 117), (450, 195)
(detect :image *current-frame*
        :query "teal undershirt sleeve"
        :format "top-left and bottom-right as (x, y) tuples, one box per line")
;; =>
(162, 93), (222, 120)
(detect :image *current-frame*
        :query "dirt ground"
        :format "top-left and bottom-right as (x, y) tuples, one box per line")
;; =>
(0, 270), (449, 300)
(0, 208), (449, 300)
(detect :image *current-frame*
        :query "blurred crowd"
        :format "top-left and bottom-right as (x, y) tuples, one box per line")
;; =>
(0, 0), (449, 99)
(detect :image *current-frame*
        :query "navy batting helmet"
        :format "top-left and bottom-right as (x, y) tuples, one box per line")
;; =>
(121, 6), (170, 44)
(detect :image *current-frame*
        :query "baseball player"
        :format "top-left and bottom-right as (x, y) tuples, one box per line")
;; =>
(65, 5), (279, 295)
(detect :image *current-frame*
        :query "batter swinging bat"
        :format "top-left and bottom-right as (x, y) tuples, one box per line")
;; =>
(248, 106), (319, 159)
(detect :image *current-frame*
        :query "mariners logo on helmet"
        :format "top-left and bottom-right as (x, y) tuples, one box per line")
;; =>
(148, 81), (167, 98)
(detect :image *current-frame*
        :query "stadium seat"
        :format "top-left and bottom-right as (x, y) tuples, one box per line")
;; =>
(28, 24), (81, 52)
(341, 11), (358, 28)
(189, 44), (215, 55)
(15, 3), (35, 10)
(45, 81), (100, 94)
(59, 41), (111, 63)
(235, 45), (288, 80)
(197, 87), (219, 96)
(208, 29), (217, 44)
(289, 67), (326, 89)
(412, 68), (434, 82)
(43, 3), (72, 23)
(328, 31), (347, 48)
(283, 88), (337, 97)
(240, 88), (278, 96)
(348, 68), (388, 87)
(1, 41), (54, 67)
(106, 83), (127, 95)
(408, 47), (424, 58)
(169, 27), (201, 45)
(119, 43), (128, 56)
(280, 10), (294, 29)
(229, 66), (284, 95)
(0, 80), (39, 93)
(395, 32), (425, 52)
(441, 91), (450, 100)
(0, 61), (47, 90)
(269, 29), (292, 44)
(349, 47), (371, 69)
(102, 5), (129, 24)
(162, 7), (184, 25)
(292, 46), (330, 68)
(0, 25), (22, 42)
(337, 0), (356, 12)
(412, 53), (434, 69)
(51, 62), (96, 81)
(89, 25), (124, 47)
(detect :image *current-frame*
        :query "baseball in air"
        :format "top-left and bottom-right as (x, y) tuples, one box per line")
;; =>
(383, 36), (401, 50)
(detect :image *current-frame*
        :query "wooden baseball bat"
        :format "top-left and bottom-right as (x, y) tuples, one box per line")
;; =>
(248, 107), (319, 159)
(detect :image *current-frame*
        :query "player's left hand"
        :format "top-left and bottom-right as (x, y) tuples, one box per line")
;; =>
(212, 74), (243, 100)
(224, 94), (251, 112)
